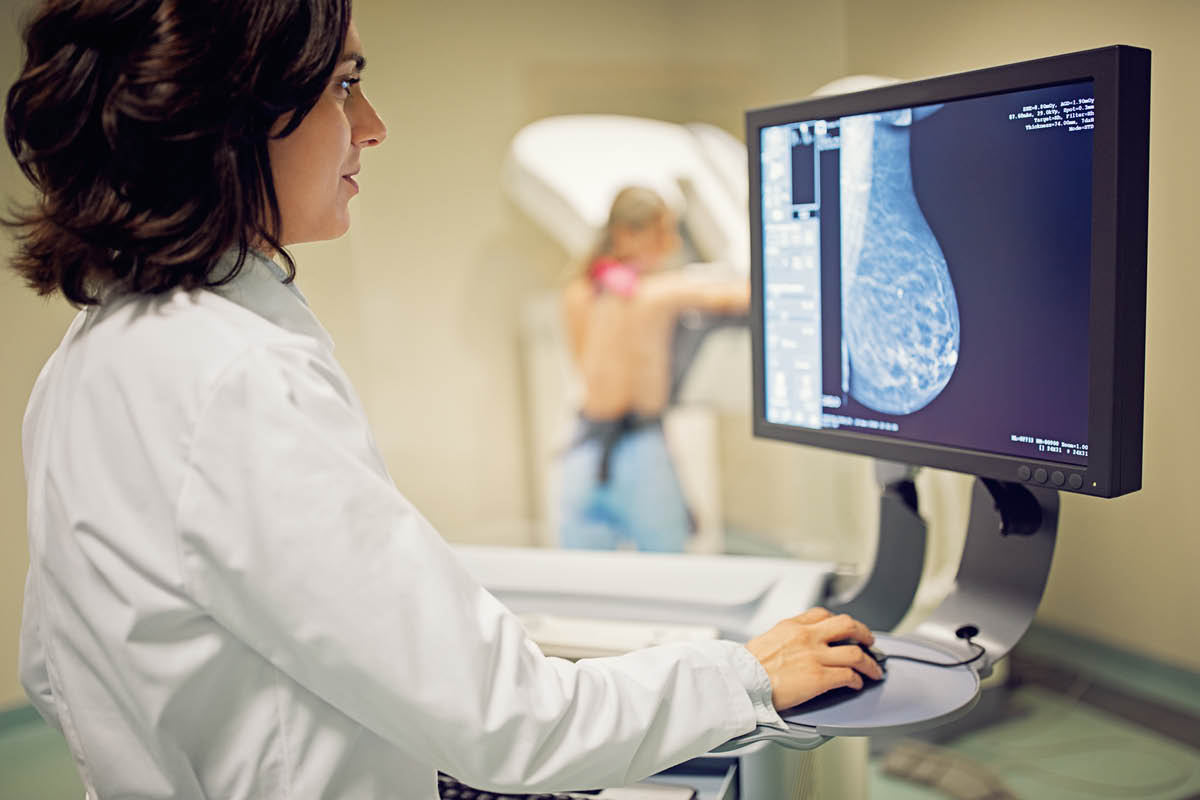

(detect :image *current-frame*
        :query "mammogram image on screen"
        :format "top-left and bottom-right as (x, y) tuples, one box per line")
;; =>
(761, 80), (1094, 463)
(840, 106), (960, 415)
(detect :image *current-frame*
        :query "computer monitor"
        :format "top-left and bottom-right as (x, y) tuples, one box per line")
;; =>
(748, 46), (1150, 498)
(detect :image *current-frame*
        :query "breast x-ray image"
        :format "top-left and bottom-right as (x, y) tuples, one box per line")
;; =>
(762, 80), (1094, 463)
(840, 105), (959, 415)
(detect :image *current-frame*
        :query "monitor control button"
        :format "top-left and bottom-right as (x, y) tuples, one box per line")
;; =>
(1033, 468), (1048, 483)
(1018, 465), (1032, 481)
(1068, 474), (1083, 490)
(1051, 470), (1065, 486)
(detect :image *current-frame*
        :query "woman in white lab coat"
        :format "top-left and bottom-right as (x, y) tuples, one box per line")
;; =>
(5, 2), (884, 798)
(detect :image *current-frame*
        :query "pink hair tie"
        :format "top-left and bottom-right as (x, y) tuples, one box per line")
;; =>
(588, 258), (639, 297)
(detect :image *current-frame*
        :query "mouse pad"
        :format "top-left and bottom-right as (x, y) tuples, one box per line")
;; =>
(779, 632), (981, 737)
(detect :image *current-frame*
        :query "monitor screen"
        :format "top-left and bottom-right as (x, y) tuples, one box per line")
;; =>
(748, 46), (1150, 497)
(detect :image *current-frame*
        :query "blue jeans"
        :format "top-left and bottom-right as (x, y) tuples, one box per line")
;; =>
(558, 421), (690, 552)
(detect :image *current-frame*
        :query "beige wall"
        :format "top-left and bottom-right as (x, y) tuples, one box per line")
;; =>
(2, 0), (1196, 710)
(841, 0), (1200, 670)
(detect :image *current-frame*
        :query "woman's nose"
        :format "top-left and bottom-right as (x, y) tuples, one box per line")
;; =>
(353, 92), (387, 148)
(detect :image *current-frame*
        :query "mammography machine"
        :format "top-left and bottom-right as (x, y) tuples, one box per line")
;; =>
(458, 45), (1151, 799)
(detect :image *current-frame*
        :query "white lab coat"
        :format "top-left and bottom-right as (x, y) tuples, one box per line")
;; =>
(19, 251), (781, 799)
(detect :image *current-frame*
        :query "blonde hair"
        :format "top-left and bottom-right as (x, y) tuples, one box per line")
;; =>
(585, 186), (669, 268)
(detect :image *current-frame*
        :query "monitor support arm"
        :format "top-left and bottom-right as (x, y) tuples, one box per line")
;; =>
(825, 466), (1059, 678)
(824, 461), (927, 632)
(912, 478), (1058, 677)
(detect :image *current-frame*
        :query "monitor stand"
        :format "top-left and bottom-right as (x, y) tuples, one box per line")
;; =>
(720, 473), (1060, 749)
(825, 460), (927, 632)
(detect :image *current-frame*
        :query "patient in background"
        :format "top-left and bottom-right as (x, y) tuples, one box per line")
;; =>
(559, 186), (750, 551)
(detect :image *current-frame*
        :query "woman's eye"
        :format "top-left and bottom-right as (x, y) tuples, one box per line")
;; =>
(334, 77), (360, 98)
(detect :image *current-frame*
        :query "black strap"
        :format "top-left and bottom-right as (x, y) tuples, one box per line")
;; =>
(571, 414), (661, 484)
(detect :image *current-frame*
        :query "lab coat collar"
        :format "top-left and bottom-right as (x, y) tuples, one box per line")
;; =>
(210, 249), (336, 352)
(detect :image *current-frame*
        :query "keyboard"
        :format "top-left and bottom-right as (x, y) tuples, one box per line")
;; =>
(437, 772), (697, 799)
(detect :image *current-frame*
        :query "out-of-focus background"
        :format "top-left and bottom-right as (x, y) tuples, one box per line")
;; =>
(1, 0), (1197, 736)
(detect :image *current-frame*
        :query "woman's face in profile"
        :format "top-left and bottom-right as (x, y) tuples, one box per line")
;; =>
(268, 21), (387, 245)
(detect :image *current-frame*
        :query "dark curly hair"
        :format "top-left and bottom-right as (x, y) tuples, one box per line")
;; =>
(4, 0), (351, 305)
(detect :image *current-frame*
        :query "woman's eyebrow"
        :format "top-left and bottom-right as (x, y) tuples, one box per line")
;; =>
(340, 52), (367, 73)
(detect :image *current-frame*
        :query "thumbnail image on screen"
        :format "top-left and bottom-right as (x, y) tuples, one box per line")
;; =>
(761, 80), (1094, 466)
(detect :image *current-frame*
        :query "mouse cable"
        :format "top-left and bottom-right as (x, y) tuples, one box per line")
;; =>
(882, 639), (986, 669)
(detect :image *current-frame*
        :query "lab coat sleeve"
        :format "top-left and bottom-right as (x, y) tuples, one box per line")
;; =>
(175, 343), (759, 792)
(19, 349), (62, 733)
(18, 567), (61, 733)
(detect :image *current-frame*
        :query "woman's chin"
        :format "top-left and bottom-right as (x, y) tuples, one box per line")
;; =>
(281, 216), (352, 246)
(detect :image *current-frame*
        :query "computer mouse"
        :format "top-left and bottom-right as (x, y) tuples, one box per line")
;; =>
(830, 639), (888, 675)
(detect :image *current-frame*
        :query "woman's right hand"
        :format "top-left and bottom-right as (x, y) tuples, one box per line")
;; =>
(744, 607), (884, 711)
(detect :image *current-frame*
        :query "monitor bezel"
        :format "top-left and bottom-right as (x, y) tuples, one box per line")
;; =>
(747, 45), (1149, 498)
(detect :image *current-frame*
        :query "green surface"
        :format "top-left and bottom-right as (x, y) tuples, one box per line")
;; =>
(1021, 623), (1200, 716)
(0, 708), (84, 800)
(0, 703), (42, 734)
(871, 684), (1200, 799)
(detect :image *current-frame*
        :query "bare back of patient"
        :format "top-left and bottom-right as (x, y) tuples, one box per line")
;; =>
(564, 271), (750, 420)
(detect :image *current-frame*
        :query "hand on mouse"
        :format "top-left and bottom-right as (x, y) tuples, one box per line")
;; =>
(744, 607), (885, 710)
